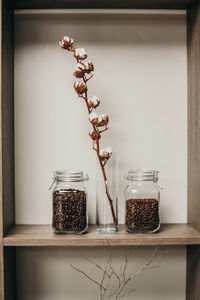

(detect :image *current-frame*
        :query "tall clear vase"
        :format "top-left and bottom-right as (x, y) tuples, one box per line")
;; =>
(96, 153), (118, 233)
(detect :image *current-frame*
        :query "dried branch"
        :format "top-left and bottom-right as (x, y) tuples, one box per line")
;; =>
(59, 36), (117, 225)
(70, 264), (106, 291)
(70, 241), (164, 300)
(81, 255), (111, 279)
(115, 246), (159, 299)
(122, 253), (128, 285)
(120, 288), (136, 298)
(101, 243), (112, 299)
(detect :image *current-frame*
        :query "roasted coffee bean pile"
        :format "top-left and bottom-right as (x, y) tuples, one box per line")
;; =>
(126, 198), (159, 232)
(53, 189), (87, 233)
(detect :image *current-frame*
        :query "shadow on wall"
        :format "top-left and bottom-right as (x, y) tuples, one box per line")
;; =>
(14, 12), (185, 45)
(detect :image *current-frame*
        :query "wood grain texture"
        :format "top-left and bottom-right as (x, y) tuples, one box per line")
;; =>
(187, 0), (200, 233)
(3, 224), (200, 247)
(2, 0), (15, 236)
(3, 247), (16, 300)
(0, 0), (2, 242)
(0, 244), (4, 300)
(187, 245), (200, 300)
(187, 1), (200, 299)
(8, 0), (193, 10)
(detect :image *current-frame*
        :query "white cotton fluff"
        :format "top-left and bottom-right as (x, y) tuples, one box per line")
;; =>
(83, 61), (92, 69)
(89, 111), (98, 121)
(74, 81), (85, 88)
(100, 147), (112, 155)
(63, 36), (73, 43)
(75, 61), (92, 71)
(88, 96), (100, 106)
(75, 48), (87, 57)
(75, 63), (83, 71)
(98, 113), (108, 122)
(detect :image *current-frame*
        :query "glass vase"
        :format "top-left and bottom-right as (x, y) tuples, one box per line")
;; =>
(96, 153), (118, 233)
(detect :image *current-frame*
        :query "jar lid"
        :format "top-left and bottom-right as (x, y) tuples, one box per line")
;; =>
(54, 170), (89, 182)
(125, 169), (159, 182)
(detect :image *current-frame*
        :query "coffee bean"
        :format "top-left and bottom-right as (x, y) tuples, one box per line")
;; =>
(126, 198), (159, 233)
(53, 189), (87, 234)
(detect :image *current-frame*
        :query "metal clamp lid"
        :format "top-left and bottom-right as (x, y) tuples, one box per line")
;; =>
(125, 169), (159, 182)
(49, 169), (89, 190)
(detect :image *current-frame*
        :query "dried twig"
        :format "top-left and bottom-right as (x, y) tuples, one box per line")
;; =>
(59, 36), (117, 225)
(80, 255), (111, 279)
(70, 240), (164, 299)
(115, 246), (159, 299)
(70, 264), (106, 291)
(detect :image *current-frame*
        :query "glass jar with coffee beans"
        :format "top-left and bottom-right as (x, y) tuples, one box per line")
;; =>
(51, 170), (88, 234)
(125, 170), (160, 233)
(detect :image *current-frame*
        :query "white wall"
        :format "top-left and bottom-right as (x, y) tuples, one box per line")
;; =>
(14, 10), (187, 300)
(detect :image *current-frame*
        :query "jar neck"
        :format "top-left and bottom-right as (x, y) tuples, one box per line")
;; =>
(128, 180), (156, 186)
(55, 180), (85, 191)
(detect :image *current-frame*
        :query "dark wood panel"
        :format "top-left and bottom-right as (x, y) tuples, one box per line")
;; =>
(3, 224), (200, 246)
(8, 0), (193, 10)
(187, 1), (200, 299)
(187, 0), (200, 233)
(0, 244), (4, 300)
(0, 0), (2, 241)
(3, 247), (16, 300)
(2, 0), (15, 236)
(187, 246), (200, 300)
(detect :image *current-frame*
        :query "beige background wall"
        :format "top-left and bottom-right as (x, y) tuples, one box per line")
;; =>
(14, 10), (187, 299)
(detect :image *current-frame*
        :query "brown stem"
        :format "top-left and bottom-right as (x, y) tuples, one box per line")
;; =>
(97, 153), (116, 224)
(73, 50), (116, 224)
(83, 75), (116, 225)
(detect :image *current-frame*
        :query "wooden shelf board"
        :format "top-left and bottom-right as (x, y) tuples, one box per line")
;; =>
(3, 224), (200, 247)
(8, 0), (194, 10)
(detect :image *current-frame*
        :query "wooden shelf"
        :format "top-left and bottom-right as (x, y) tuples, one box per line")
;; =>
(8, 0), (194, 10)
(1, 1), (200, 299)
(3, 224), (200, 247)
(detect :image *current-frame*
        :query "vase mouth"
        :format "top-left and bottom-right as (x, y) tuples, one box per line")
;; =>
(125, 169), (159, 182)
(54, 169), (89, 182)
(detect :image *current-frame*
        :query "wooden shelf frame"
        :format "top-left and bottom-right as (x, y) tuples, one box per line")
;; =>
(3, 224), (200, 247)
(0, 0), (200, 299)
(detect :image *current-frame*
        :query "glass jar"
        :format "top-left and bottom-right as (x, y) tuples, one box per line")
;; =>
(125, 169), (160, 233)
(52, 170), (89, 234)
(96, 153), (118, 234)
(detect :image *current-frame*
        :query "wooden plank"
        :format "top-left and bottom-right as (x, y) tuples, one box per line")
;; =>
(2, 0), (15, 236)
(8, 0), (193, 10)
(3, 247), (16, 300)
(0, 244), (4, 300)
(0, 0), (2, 241)
(187, 0), (200, 233)
(187, 1), (200, 299)
(3, 224), (200, 247)
(187, 245), (200, 300)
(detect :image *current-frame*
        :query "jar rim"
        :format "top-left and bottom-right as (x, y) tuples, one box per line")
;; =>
(54, 169), (89, 182)
(125, 169), (159, 181)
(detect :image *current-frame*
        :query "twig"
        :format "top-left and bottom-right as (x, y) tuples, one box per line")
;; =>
(120, 288), (136, 298)
(59, 36), (117, 225)
(70, 264), (106, 291)
(70, 246), (164, 300)
(109, 266), (121, 296)
(101, 243), (112, 299)
(80, 255), (111, 279)
(122, 254), (128, 285)
(115, 247), (159, 299)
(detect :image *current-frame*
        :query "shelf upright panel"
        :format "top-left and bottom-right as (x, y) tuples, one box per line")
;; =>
(1, 0), (16, 298)
(0, 0), (199, 299)
(187, 0), (200, 299)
